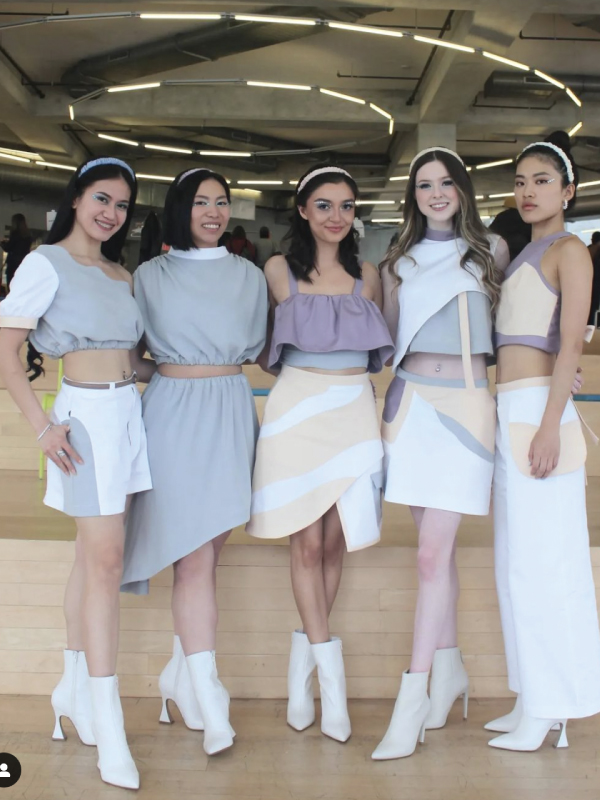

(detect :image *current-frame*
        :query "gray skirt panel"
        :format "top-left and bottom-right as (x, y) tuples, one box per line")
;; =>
(121, 372), (258, 594)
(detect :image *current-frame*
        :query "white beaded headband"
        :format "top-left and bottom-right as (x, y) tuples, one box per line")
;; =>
(177, 167), (215, 185)
(79, 157), (136, 181)
(409, 147), (465, 174)
(297, 167), (352, 194)
(519, 142), (575, 184)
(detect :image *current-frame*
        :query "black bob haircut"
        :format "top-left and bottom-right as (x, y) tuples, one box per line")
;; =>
(46, 157), (137, 263)
(163, 168), (231, 250)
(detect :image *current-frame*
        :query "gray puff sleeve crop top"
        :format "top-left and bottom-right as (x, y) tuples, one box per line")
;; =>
(134, 246), (268, 366)
(0, 244), (144, 357)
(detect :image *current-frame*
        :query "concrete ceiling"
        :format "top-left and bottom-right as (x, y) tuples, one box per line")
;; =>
(1, 1), (600, 218)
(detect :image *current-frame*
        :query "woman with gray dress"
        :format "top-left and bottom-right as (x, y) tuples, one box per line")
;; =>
(121, 168), (268, 756)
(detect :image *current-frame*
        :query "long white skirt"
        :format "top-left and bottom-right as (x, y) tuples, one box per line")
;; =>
(494, 377), (600, 719)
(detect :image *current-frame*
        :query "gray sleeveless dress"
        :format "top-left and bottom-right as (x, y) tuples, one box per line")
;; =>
(121, 246), (268, 594)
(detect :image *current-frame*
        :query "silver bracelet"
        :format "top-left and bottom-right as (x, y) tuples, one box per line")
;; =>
(37, 422), (54, 441)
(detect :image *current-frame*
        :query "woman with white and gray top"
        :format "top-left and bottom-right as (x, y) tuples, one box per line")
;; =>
(0, 157), (155, 790)
(121, 168), (268, 756)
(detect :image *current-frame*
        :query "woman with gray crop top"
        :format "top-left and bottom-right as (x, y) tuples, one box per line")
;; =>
(121, 168), (267, 757)
(372, 148), (510, 761)
(247, 166), (394, 743)
(487, 138), (600, 751)
(0, 157), (155, 790)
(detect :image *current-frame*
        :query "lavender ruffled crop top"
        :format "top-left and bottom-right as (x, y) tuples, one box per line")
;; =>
(269, 264), (395, 373)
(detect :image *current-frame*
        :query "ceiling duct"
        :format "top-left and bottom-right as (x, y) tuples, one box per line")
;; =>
(62, 6), (386, 92)
(484, 71), (600, 98)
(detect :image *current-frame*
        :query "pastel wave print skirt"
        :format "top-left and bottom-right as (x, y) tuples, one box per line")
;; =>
(382, 369), (496, 516)
(247, 365), (384, 550)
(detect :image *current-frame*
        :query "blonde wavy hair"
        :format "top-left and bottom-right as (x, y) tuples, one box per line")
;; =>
(382, 150), (502, 311)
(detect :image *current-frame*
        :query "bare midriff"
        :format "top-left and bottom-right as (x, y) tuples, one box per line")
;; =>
(158, 364), (242, 378)
(496, 345), (555, 384)
(63, 349), (134, 383)
(401, 352), (488, 381)
(296, 366), (367, 376)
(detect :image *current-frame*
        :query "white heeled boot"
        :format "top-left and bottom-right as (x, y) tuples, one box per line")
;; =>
(372, 671), (431, 760)
(425, 648), (469, 730)
(484, 695), (560, 734)
(89, 675), (139, 790)
(287, 630), (316, 731)
(311, 638), (351, 742)
(488, 714), (568, 751)
(186, 651), (235, 755)
(51, 650), (96, 746)
(159, 636), (204, 730)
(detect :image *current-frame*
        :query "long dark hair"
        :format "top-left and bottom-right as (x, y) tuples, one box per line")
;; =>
(284, 166), (361, 282)
(163, 168), (231, 250)
(10, 213), (30, 239)
(515, 130), (578, 211)
(138, 210), (162, 264)
(382, 149), (501, 310)
(27, 157), (137, 381)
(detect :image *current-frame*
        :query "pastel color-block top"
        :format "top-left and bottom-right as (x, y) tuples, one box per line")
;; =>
(391, 231), (500, 373)
(269, 264), (395, 374)
(494, 231), (571, 354)
(0, 243), (144, 357)
(134, 246), (268, 366)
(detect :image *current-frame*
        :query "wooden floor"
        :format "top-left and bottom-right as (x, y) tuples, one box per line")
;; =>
(1, 696), (599, 800)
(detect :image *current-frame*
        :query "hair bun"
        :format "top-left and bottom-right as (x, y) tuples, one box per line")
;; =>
(544, 130), (572, 156)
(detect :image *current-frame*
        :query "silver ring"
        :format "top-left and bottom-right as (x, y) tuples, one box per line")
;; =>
(56, 449), (66, 457)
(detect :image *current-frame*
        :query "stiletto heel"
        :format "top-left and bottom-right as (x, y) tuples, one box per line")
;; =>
(52, 711), (66, 741)
(419, 722), (426, 744)
(159, 698), (173, 724)
(425, 648), (469, 730)
(462, 689), (469, 720)
(488, 715), (569, 752)
(554, 722), (568, 749)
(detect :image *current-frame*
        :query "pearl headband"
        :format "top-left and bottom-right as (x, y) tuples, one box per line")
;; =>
(519, 142), (575, 184)
(409, 147), (465, 174)
(79, 157), (136, 181)
(296, 167), (352, 194)
(177, 167), (215, 185)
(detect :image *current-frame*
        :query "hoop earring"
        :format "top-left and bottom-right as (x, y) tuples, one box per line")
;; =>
(563, 199), (569, 211)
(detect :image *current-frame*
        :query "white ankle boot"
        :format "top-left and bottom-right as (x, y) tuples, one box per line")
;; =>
(484, 694), (522, 733)
(311, 638), (351, 742)
(425, 647), (469, 730)
(89, 675), (139, 790)
(186, 651), (235, 755)
(372, 671), (431, 760)
(488, 714), (568, 751)
(51, 650), (96, 746)
(287, 631), (316, 731)
(159, 636), (204, 730)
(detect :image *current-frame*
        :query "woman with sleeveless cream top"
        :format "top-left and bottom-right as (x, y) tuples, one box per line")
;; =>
(121, 168), (267, 756)
(487, 137), (600, 751)
(373, 148), (510, 760)
(0, 157), (153, 790)
(247, 166), (394, 742)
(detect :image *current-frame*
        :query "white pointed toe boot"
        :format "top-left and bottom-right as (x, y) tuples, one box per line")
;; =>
(372, 671), (431, 760)
(425, 648), (469, 730)
(186, 651), (235, 755)
(484, 694), (523, 733)
(287, 630), (316, 731)
(488, 715), (568, 751)
(311, 637), (351, 742)
(159, 636), (204, 730)
(51, 650), (96, 746)
(89, 675), (139, 790)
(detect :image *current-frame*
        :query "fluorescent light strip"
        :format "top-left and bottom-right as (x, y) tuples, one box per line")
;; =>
(489, 192), (514, 199)
(579, 180), (600, 188)
(475, 195), (485, 200)
(0, 147), (41, 161)
(580, 229), (600, 234)
(369, 103), (392, 120)
(145, 143), (193, 154)
(476, 159), (513, 170)
(107, 82), (161, 93)
(566, 87), (582, 107)
(414, 35), (475, 54)
(198, 150), (252, 157)
(534, 69), (565, 90)
(234, 14), (316, 25)
(247, 81), (311, 91)
(69, 105), (75, 121)
(327, 22), (403, 38)
(37, 161), (76, 171)
(320, 88), (365, 105)
(356, 200), (396, 205)
(389, 175), (410, 182)
(480, 215), (491, 220)
(0, 152), (30, 163)
(482, 52), (529, 71)
(98, 133), (139, 146)
(140, 13), (221, 20)
(136, 173), (175, 181)
(237, 180), (283, 185)
(389, 119), (395, 135)
(372, 218), (404, 223)
(568, 121), (583, 137)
